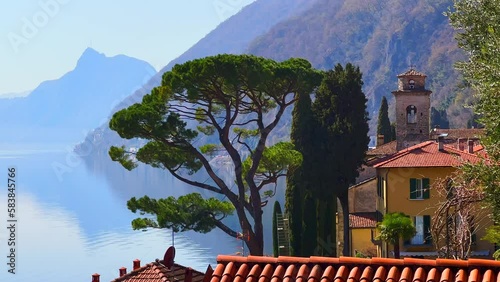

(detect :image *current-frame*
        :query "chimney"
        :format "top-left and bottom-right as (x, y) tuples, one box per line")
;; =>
(119, 267), (127, 277)
(468, 139), (474, 154)
(133, 259), (141, 270)
(377, 134), (385, 147)
(458, 138), (467, 151)
(438, 136), (444, 151)
(92, 273), (100, 282)
(185, 267), (193, 282)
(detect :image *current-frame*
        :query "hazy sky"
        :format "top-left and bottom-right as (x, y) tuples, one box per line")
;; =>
(0, 0), (255, 94)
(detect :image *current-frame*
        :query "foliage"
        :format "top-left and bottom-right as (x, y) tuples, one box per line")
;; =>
(312, 63), (370, 255)
(272, 201), (282, 257)
(430, 171), (487, 259)
(376, 212), (416, 259)
(301, 191), (317, 256)
(127, 193), (235, 233)
(447, 0), (500, 257)
(377, 96), (393, 143)
(286, 91), (317, 256)
(108, 54), (322, 255)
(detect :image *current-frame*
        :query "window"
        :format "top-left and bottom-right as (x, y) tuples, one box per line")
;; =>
(409, 79), (415, 89)
(410, 215), (431, 245)
(406, 105), (417, 124)
(410, 178), (430, 199)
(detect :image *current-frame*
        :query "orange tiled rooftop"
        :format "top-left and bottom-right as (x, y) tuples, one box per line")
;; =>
(373, 141), (483, 168)
(208, 255), (500, 282)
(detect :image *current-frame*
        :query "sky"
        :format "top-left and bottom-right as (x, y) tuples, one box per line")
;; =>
(0, 0), (256, 95)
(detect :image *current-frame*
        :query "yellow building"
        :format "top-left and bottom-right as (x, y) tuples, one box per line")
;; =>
(346, 67), (492, 259)
(373, 139), (494, 258)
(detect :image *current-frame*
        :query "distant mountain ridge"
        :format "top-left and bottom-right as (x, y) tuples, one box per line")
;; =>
(80, 0), (470, 157)
(0, 48), (155, 144)
(245, 0), (470, 130)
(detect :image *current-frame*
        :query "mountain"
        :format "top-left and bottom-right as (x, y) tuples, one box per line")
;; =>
(0, 48), (156, 144)
(81, 0), (472, 157)
(246, 0), (471, 130)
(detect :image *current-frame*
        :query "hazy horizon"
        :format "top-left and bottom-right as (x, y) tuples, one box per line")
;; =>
(0, 0), (256, 94)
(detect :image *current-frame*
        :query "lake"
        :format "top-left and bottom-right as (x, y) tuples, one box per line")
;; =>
(0, 145), (273, 282)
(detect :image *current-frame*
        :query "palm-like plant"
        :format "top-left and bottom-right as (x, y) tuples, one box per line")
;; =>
(377, 212), (416, 259)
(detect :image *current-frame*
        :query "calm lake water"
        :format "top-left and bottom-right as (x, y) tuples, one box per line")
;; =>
(0, 146), (273, 282)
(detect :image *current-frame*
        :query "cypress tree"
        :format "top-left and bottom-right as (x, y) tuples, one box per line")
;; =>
(301, 191), (318, 256)
(286, 91), (317, 256)
(312, 63), (369, 256)
(377, 96), (392, 143)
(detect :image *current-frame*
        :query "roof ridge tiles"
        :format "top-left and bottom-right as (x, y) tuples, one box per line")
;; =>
(111, 262), (159, 282)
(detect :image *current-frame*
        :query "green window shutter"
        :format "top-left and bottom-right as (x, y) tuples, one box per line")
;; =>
(410, 178), (417, 199)
(423, 178), (430, 199)
(423, 215), (431, 244)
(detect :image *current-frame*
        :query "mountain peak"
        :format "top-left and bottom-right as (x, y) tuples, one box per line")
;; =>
(76, 47), (106, 67)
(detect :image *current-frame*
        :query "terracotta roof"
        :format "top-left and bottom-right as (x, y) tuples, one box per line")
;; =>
(430, 128), (485, 140)
(110, 261), (206, 282)
(367, 141), (397, 157)
(349, 212), (379, 228)
(373, 141), (483, 168)
(398, 68), (427, 77)
(208, 255), (500, 282)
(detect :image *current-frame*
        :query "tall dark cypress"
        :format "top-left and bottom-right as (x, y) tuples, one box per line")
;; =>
(301, 190), (318, 256)
(286, 91), (316, 256)
(377, 96), (392, 143)
(312, 63), (370, 256)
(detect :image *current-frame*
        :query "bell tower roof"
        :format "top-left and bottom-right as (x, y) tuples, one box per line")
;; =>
(397, 68), (427, 78)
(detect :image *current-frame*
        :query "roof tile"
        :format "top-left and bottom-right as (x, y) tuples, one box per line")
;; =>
(335, 265), (349, 282)
(347, 266), (361, 282)
(271, 265), (285, 282)
(309, 265), (323, 282)
(349, 213), (378, 228)
(372, 141), (484, 168)
(208, 256), (500, 282)
(297, 264), (311, 282)
(109, 261), (206, 282)
(234, 263), (249, 282)
(373, 266), (387, 282)
(414, 267), (426, 282)
(283, 264), (298, 282)
(386, 266), (400, 282)
(359, 266), (374, 282)
(441, 268), (453, 282)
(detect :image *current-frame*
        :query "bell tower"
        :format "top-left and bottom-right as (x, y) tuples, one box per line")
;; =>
(392, 68), (432, 151)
